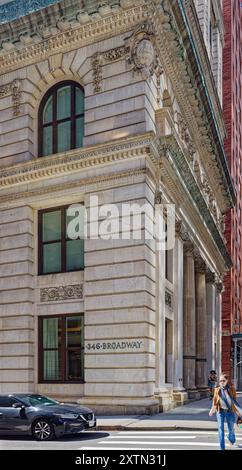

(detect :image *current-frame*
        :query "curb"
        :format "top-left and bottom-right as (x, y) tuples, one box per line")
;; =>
(95, 425), (218, 432)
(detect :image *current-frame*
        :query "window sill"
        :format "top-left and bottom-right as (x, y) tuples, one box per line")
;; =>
(38, 381), (85, 384)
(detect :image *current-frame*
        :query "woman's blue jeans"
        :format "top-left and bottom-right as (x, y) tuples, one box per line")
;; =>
(216, 410), (236, 450)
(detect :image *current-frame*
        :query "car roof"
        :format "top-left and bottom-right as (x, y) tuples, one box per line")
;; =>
(0, 393), (36, 397)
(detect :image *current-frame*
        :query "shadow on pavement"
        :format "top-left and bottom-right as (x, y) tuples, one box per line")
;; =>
(0, 432), (109, 442)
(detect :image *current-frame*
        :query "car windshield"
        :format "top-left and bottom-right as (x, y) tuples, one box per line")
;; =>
(16, 394), (59, 407)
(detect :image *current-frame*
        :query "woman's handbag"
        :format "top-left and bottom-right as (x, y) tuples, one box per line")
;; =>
(237, 415), (242, 426)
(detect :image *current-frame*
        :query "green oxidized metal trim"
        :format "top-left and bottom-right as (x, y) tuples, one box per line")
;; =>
(159, 135), (232, 269)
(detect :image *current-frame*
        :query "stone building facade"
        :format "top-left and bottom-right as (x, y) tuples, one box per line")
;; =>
(0, 0), (235, 414)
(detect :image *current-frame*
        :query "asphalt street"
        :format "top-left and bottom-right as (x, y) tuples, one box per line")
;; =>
(1, 430), (242, 450)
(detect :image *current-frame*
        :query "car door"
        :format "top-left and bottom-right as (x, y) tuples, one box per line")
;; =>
(0, 396), (28, 434)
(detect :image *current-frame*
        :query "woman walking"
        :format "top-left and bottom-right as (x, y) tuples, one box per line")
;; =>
(209, 373), (242, 450)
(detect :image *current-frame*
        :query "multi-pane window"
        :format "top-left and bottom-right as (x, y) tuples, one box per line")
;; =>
(39, 81), (84, 157)
(38, 205), (84, 275)
(39, 315), (84, 383)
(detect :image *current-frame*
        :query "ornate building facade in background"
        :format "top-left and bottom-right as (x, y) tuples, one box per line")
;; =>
(0, 0), (235, 413)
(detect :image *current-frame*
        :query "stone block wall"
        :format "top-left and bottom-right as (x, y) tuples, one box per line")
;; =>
(0, 206), (35, 393)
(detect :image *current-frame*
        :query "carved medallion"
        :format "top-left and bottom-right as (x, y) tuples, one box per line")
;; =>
(128, 21), (160, 79)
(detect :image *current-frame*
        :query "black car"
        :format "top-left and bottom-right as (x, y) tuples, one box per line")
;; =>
(0, 393), (96, 441)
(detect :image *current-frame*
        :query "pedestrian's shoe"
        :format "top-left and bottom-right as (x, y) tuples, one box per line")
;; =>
(226, 437), (237, 448)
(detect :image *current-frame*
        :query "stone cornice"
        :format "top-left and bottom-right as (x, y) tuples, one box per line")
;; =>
(0, 168), (148, 205)
(149, 0), (235, 211)
(183, 0), (226, 138)
(159, 135), (232, 269)
(0, 3), (147, 73)
(0, 132), (158, 188)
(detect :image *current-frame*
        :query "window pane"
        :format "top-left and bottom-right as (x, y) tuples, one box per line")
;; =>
(43, 318), (61, 381)
(57, 121), (71, 153)
(43, 318), (61, 349)
(67, 349), (83, 381)
(66, 239), (84, 271)
(66, 316), (83, 380)
(57, 85), (71, 120)
(43, 242), (61, 274)
(66, 316), (82, 347)
(75, 87), (84, 115)
(42, 210), (61, 242)
(76, 116), (84, 149)
(43, 125), (53, 156)
(66, 205), (85, 240)
(43, 95), (53, 124)
(44, 351), (61, 380)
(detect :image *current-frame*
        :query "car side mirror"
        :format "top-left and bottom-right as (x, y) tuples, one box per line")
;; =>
(12, 403), (24, 409)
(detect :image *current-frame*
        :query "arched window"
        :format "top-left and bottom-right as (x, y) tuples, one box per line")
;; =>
(38, 81), (84, 157)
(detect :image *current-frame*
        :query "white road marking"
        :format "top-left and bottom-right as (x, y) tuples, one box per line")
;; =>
(97, 441), (220, 447)
(118, 431), (217, 435)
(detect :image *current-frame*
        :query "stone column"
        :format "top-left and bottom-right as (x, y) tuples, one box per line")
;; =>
(183, 242), (199, 398)
(173, 221), (188, 405)
(206, 271), (216, 374)
(195, 256), (208, 397)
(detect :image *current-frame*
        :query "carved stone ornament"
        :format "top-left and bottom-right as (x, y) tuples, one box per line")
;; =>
(154, 190), (163, 205)
(176, 111), (195, 161)
(0, 79), (22, 116)
(194, 253), (207, 273)
(92, 45), (129, 93)
(205, 270), (216, 284)
(215, 281), (224, 294)
(128, 21), (160, 79)
(165, 290), (173, 309)
(40, 284), (83, 302)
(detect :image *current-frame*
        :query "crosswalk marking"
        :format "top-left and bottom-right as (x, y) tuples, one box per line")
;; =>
(118, 431), (217, 435)
(78, 430), (242, 450)
(97, 440), (219, 447)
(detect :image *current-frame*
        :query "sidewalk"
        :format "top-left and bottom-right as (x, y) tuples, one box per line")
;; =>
(96, 394), (242, 431)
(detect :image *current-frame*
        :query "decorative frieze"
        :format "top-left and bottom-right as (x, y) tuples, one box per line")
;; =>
(0, 79), (22, 116)
(40, 284), (83, 302)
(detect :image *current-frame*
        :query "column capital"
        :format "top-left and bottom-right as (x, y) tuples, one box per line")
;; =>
(205, 270), (216, 284)
(215, 281), (224, 293)
(175, 219), (187, 239)
(183, 240), (195, 256)
(194, 252), (207, 273)
(154, 190), (163, 205)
